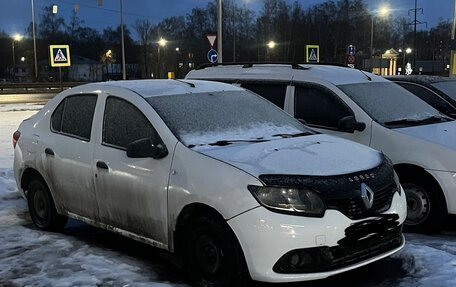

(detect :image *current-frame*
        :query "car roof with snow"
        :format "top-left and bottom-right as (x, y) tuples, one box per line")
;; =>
(71, 79), (242, 98)
(186, 63), (388, 86)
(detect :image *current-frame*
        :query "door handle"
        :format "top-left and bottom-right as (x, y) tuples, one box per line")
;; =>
(96, 161), (109, 170)
(45, 148), (54, 156)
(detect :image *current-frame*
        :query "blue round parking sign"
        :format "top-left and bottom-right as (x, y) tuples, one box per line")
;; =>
(207, 49), (218, 63)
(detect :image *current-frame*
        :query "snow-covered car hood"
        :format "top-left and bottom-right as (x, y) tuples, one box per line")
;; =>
(197, 134), (383, 177)
(394, 121), (456, 151)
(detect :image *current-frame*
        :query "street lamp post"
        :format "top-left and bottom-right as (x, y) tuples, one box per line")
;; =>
(120, 0), (126, 80)
(105, 50), (113, 80)
(11, 34), (23, 81)
(217, 0), (223, 63)
(31, 0), (38, 81)
(266, 41), (276, 61)
(157, 38), (167, 79)
(370, 5), (390, 72)
(451, 0), (456, 77)
(405, 48), (412, 72)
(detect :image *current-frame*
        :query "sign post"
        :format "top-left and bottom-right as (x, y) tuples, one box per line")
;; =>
(206, 34), (218, 64)
(306, 45), (319, 63)
(346, 45), (356, 68)
(49, 45), (71, 91)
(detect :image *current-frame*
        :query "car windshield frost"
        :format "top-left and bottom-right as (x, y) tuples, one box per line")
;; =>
(147, 90), (312, 148)
(432, 81), (456, 101)
(338, 82), (448, 127)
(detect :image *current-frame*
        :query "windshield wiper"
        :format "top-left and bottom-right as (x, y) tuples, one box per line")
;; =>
(272, 132), (314, 138)
(208, 139), (269, 146)
(384, 116), (450, 126)
(187, 138), (269, 148)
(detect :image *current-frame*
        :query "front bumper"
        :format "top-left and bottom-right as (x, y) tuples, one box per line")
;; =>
(227, 189), (406, 283)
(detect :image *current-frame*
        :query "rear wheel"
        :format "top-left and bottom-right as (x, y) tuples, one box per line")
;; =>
(402, 179), (445, 233)
(183, 217), (248, 287)
(27, 179), (67, 231)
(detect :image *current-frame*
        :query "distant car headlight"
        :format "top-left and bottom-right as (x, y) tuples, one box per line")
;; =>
(393, 171), (402, 196)
(248, 185), (326, 217)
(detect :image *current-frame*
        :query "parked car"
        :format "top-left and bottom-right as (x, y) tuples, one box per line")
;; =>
(187, 63), (456, 233)
(13, 79), (406, 286)
(386, 75), (456, 118)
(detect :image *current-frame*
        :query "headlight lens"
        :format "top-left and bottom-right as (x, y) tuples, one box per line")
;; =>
(393, 171), (402, 195)
(248, 185), (326, 217)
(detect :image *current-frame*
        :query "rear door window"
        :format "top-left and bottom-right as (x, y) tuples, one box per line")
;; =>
(294, 86), (353, 129)
(240, 83), (287, 109)
(51, 94), (97, 141)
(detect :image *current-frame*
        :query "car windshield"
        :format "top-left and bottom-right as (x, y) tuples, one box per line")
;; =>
(147, 90), (312, 148)
(432, 81), (456, 101)
(338, 82), (448, 127)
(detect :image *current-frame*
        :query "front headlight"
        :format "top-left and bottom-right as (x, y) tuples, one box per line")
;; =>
(248, 185), (326, 217)
(393, 171), (402, 195)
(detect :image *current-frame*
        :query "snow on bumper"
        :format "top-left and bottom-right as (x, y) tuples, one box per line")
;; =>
(228, 190), (406, 283)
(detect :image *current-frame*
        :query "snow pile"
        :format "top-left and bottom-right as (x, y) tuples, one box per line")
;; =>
(0, 168), (26, 227)
(0, 168), (188, 286)
(0, 109), (39, 168)
(392, 234), (456, 287)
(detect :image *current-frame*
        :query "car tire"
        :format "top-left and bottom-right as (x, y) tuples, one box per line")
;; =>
(401, 178), (445, 233)
(27, 179), (67, 231)
(183, 217), (248, 287)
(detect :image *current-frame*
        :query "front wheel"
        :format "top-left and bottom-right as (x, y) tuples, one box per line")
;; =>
(27, 179), (67, 231)
(402, 181), (445, 233)
(183, 217), (248, 287)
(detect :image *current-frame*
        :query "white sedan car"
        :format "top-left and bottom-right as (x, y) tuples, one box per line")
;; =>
(13, 80), (406, 285)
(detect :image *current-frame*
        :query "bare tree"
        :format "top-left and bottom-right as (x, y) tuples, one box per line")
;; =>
(133, 19), (155, 78)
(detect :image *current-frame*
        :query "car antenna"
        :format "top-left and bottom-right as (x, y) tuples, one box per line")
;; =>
(174, 79), (195, 88)
(358, 69), (372, 81)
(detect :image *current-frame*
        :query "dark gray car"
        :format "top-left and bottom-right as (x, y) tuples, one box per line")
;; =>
(386, 75), (456, 118)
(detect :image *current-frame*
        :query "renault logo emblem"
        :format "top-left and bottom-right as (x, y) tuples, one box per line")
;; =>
(360, 183), (374, 209)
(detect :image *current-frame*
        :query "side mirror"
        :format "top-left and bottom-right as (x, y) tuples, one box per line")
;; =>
(338, 116), (366, 133)
(126, 138), (168, 159)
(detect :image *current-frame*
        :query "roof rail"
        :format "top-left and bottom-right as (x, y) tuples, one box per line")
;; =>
(195, 61), (349, 70)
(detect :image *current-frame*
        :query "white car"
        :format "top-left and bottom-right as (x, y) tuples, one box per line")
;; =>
(13, 80), (406, 285)
(187, 63), (456, 233)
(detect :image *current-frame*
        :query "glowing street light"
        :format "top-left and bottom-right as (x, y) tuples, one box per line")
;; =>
(267, 41), (277, 49)
(406, 48), (413, 54)
(20, 57), (26, 62)
(379, 6), (390, 17)
(13, 34), (23, 42)
(158, 38), (168, 47)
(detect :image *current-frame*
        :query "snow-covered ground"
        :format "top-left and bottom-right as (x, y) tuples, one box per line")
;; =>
(1, 104), (456, 286)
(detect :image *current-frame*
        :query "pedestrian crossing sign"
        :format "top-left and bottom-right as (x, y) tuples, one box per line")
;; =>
(306, 45), (319, 63)
(49, 45), (71, 67)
